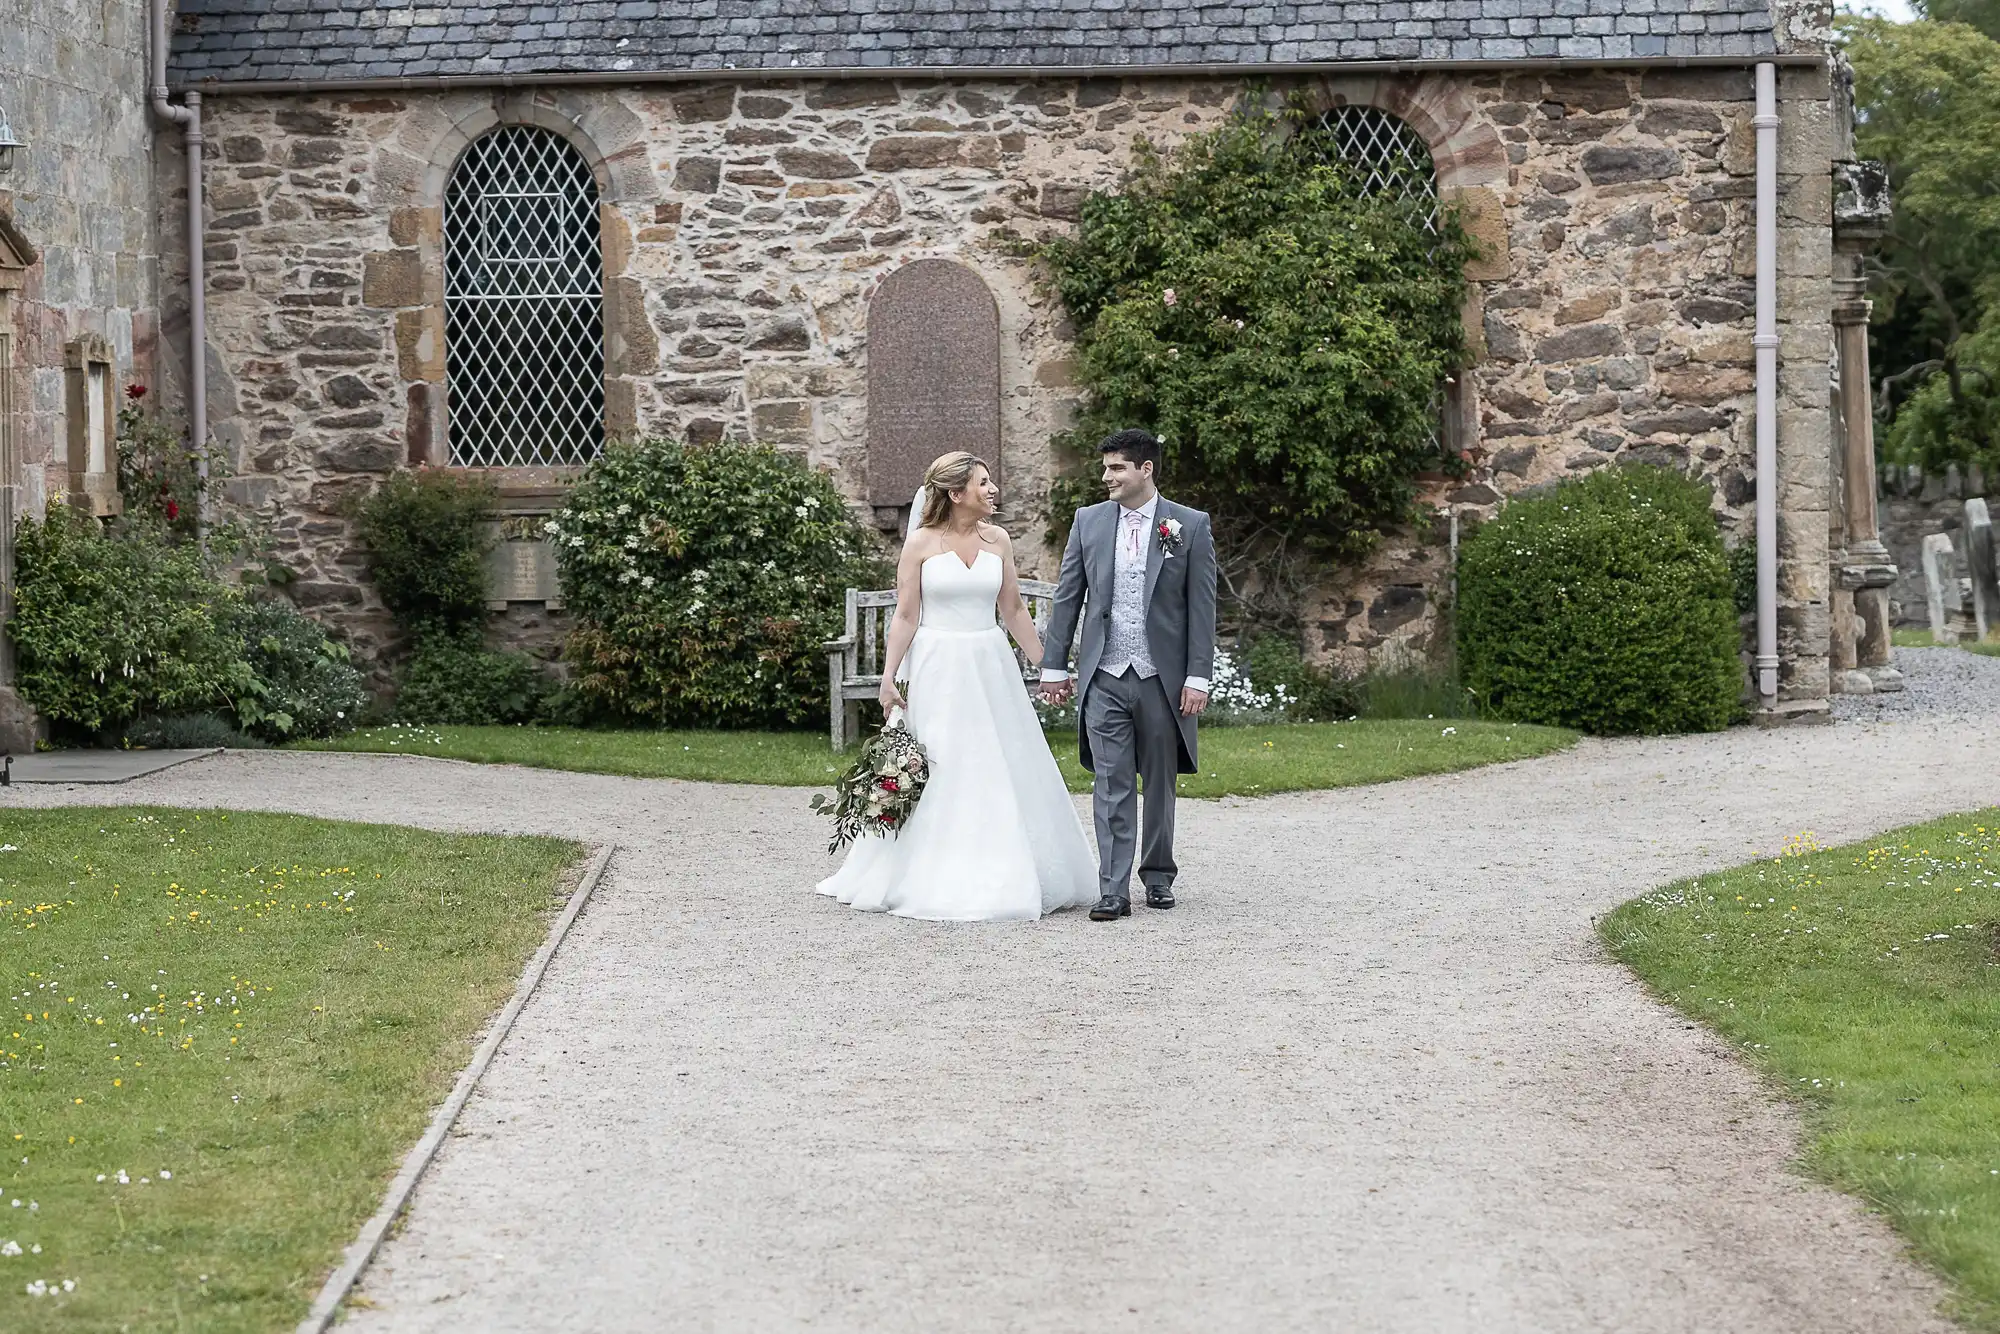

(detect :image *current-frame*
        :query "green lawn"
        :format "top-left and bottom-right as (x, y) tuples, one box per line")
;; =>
(1601, 811), (2000, 1329)
(0, 808), (581, 1333)
(297, 719), (1577, 797)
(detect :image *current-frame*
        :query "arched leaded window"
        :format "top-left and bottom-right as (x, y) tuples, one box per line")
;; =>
(444, 125), (605, 467)
(1305, 105), (1440, 230)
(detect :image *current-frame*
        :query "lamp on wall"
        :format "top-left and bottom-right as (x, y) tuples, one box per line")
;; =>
(0, 105), (23, 174)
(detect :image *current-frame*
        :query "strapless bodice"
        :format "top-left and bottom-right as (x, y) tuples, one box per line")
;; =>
(918, 549), (1002, 633)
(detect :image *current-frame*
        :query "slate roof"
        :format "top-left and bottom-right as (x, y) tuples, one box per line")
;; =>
(169, 0), (1781, 85)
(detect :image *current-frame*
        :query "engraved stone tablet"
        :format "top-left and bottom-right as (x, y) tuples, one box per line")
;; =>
(485, 538), (563, 608)
(866, 259), (1001, 506)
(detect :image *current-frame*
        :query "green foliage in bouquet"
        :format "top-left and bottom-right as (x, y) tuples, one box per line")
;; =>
(1455, 465), (1741, 736)
(551, 439), (887, 729)
(810, 716), (930, 853)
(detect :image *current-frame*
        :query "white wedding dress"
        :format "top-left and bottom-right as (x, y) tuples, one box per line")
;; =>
(816, 549), (1099, 921)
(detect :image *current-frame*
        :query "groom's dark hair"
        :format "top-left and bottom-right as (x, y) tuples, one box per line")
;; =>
(1100, 428), (1162, 474)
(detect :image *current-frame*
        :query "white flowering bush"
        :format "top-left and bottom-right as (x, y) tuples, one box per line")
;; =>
(1202, 648), (1295, 725)
(551, 439), (886, 728)
(1031, 647), (1302, 730)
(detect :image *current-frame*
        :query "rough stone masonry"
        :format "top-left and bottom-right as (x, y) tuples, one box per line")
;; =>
(159, 64), (1835, 704)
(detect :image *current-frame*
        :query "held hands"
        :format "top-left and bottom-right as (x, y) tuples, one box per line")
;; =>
(1180, 687), (1210, 718)
(1037, 678), (1074, 706)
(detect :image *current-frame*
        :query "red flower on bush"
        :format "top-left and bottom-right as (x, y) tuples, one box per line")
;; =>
(164, 499), (180, 521)
(126, 384), (148, 400)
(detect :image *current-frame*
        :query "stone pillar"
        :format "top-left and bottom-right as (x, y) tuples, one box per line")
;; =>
(0, 283), (38, 753)
(1831, 161), (1902, 693)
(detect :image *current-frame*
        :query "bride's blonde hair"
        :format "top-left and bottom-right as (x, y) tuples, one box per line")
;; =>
(918, 451), (993, 531)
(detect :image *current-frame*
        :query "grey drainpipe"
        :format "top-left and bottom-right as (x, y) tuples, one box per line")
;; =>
(149, 0), (207, 530)
(1753, 62), (1780, 705)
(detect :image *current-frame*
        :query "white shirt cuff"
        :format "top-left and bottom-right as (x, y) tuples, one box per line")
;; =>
(1183, 677), (1210, 694)
(1039, 668), (1071, 683)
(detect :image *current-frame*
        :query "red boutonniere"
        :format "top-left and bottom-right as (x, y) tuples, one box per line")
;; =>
(1156, 516), (1185, 557)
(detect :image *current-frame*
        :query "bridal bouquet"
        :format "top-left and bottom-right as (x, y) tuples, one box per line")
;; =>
(811, 708), (930, 853)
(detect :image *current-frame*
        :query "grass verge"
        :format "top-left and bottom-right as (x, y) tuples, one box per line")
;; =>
(1600, 811), (2000, 1329)
(297, 719), (1577, 798)
(0, 807), (581, 1333)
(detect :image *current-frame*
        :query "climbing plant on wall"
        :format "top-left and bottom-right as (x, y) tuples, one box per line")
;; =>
(1040, 95), (1476, 632)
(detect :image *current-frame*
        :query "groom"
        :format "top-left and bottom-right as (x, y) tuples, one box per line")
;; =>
(1040, 429), (1217, 921)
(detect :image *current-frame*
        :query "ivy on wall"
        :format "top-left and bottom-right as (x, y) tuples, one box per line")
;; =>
(1039, 97), (1476, 632)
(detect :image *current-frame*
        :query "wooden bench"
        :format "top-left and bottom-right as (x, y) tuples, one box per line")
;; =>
(823, 578), (1062, 749)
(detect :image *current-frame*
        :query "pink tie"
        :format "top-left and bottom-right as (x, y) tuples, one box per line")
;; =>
(1124, 509), (1144, 559)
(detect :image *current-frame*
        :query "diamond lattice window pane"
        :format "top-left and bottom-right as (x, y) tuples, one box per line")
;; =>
(1308, 105), (1440, 230)
(445, 126), (606, 467)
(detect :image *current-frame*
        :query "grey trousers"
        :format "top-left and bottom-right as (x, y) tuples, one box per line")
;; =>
(1083, 668), (1180, 901)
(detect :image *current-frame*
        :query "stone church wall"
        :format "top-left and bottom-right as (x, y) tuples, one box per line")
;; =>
(1, 0), (162, 518)
(183, 67), (1833, 702)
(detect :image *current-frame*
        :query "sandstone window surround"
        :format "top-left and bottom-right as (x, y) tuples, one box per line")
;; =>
(367, 95), (654, 484)
(368, 95), (659, 609)
(64, 333), (121, 518)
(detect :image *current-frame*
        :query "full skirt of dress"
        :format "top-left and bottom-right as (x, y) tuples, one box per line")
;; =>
(816, 624), (1098, 921)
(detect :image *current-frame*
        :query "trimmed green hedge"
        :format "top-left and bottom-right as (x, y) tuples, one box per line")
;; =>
(1455, 466), (1742, 736)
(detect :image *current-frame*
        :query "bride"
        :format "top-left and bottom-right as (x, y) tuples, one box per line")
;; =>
(816, 451), (1099, 921)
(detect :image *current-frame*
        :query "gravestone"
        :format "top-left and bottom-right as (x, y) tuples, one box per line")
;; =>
(1920, 532), (1961, 644)
(1966, 498), (1999, 641)
(865, 259), (1001, 507)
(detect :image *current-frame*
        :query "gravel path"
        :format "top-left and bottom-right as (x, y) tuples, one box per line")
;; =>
(1833, 643), (2000, 723)
(6, 707), (1999, 1333)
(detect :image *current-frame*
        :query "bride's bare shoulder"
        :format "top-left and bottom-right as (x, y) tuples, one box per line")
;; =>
(978, 522), (1013, 551)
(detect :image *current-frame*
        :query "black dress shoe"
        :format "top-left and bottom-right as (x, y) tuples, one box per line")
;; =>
(1089, 895), (1131, 921)
(1145, 885), (1175, 909)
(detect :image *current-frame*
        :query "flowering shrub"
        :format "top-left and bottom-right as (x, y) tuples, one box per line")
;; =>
(550, 439), (886, 728)
(1456, 465), (1741, 735)
(1041, 95), (1475, 630)
(1030, 644), (1344, 730)
(1204, 648), (1293, 724)
(115, 386), (211, 539)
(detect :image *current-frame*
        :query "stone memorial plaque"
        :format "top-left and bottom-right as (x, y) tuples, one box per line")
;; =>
(866, 259), (1001, 507)
(485, 538), (563, 609)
